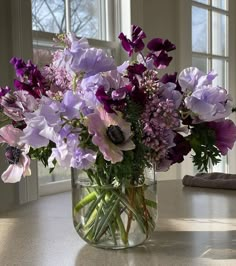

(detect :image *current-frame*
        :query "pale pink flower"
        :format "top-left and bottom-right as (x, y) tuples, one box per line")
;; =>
(87, 108), (135, 164)
(0, 125), (31, 183)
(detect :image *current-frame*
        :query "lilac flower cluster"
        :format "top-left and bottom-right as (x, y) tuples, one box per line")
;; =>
(0, 25), (236, 184)
(142, 90), (181, 171)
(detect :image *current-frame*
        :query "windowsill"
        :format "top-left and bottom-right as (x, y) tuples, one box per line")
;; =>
(39, 179), (71, 196)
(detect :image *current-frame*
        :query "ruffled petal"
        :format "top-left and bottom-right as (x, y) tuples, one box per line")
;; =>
(1, 164), (24, 183)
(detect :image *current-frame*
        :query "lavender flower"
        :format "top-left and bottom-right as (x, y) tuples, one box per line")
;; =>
(185, 86), (232, 122)
(178, 67), (217, 93)
(21, 97), (61, 148)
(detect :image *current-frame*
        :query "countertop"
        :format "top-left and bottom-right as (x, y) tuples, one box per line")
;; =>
(0, 180), (236, 266)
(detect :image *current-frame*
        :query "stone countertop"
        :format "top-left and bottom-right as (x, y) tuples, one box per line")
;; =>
(0, 180), (236, 266)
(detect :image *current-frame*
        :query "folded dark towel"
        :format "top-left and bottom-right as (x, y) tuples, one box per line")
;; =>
(182, 172), (236, 190)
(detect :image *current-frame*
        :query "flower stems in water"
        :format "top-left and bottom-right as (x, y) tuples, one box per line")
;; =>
(73, 185), (157, 246)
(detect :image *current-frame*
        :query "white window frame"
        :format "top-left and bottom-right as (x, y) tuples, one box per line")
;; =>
(178, 0), (236, 176)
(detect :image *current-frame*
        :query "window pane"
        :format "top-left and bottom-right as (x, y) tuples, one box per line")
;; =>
(38, 162), (70, 185)
(212, 59), (226, 87)
(212, 12), (228, 56)
(212, 156), (228, 173)
(193, 0), (209, 4)
(192, 56), (208, 72)
(192, 7), (209, 53)
(71, 0), (99, 39)
(212, 0), (228, 10)
(32, 0), (66, 33)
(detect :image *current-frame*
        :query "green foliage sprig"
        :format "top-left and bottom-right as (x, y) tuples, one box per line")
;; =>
(187, 123), (221, 172)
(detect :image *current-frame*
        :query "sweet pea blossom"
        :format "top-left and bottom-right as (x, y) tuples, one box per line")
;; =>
(21, 97), (61, 148)
(118, 25), (146, 56)
(0, 125), (31, 183)
(54, 34), (116, 78)
(185, 86), (232, 122)
(178, 67), (217, 93)
(87, 108), (135, 163)
(147, 38), (176, 69)
(48, 132), (96, 169)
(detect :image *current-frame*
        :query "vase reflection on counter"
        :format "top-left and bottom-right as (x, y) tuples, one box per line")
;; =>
(71, 168), (158, 249)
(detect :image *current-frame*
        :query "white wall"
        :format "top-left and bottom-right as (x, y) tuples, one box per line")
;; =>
(0, 0), (38, 212)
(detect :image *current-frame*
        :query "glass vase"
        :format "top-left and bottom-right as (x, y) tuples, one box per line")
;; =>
(71, 169), (158, 249)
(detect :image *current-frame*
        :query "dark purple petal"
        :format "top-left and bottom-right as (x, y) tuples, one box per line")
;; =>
(168, 133), (191, 164)
(160, 73), (182, 93)
(147, 38), (164, 51)
(163, 39), (176, 52)
(208, 119), (236, 155)
(14, 80), (43, 99)
(160, 73), (177, 84)
(127, 63), (147, 76)
(151, 51), (173, 69)
(147, 38), (176, 52)
(118, 32), (132, 53)
(10, 57), (26, 77)
(95, 86), (114, 113)
(0, 86), (11, 97)
(118, 25), (146, 56)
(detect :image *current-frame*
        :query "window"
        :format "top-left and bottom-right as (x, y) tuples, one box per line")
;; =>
(31, 0), (123, 194)
(192, 0), (229, 172)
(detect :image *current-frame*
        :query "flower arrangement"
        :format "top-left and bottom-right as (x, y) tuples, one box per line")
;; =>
(1, 25), (236, 247)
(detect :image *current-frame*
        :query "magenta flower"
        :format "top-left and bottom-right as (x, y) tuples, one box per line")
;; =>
(118, 25), (146, 56)
(146, 38), (176, 69)
(208, 119), (236, 155)
(0, 125), (31, 183)
(87, 108), (135, 163)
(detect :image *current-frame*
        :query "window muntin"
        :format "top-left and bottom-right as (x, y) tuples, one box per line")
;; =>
(192, 0), (229, 172)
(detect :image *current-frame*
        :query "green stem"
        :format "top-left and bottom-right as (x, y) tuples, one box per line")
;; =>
(115, 208), (128, 245)
(74, 191), (97, 213)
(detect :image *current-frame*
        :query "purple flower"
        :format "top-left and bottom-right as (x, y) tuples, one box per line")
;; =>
(11, 58), (48, 98)
(147, 38), (176, 52)
(159, 82), (183, 108)
(178, 67), (217, 93)
(71, 148), (97, 169)
(10, 57), (27, 77)
(21, 97), (61, 148)
(1, 91), (38, 121)
(118, 25), (146, 56)
(87, 107), (135, 164)
(96, 86), (114, 113)
(147, 38), (176, 69)
(0, 86), (11, 97)
(185, 86), (232, 122)
(70, 48), (116, 77)
(208, 119), (236, 155)
(148, 50), (173, 69)
(168, 133), (191, 164)
(61, 90), (83, 119)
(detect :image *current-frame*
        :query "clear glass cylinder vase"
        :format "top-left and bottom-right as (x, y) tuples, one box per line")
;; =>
(71, 168), (158, 249)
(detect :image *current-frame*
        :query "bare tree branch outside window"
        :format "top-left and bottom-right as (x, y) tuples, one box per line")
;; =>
(32, 0), (98, 38)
